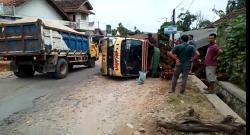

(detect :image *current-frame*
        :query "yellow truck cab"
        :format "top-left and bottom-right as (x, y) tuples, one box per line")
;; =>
(88, 35), (104, 61)
(100, 37), (160, 77)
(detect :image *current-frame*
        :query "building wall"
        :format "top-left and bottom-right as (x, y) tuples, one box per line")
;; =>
(74, 13), (89, 22)
(15, 0), (64, 20)
(75, 13), (81, 21)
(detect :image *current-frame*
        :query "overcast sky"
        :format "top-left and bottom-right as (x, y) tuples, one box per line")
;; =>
(89, 0), (228, 33)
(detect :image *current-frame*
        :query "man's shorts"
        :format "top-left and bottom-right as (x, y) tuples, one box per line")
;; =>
(205, 66), (217, 82)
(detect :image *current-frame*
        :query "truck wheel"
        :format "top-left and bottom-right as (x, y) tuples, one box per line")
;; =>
(53, 58), (68, 79)
(88, 58), (95, 68)
(14, 65), (35, 78)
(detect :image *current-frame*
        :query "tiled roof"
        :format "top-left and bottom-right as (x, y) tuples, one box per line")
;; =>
(54, 0), (93, 12)
(64, 9), (94, 14)
(0, 0), (70, 21)
(0, 0), (26, 6)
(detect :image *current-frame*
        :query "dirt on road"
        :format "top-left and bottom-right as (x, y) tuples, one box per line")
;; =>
(0, 68), (223, 135)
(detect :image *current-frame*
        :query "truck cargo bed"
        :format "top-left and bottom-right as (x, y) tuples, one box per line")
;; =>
(0, 19), (89, 56)
(0, 22), (42, 54)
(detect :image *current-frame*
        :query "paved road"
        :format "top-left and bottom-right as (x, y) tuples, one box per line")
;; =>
(0, 65), (99, 122)
(0, 58), (171, 135)
(0, 61), (225, 135)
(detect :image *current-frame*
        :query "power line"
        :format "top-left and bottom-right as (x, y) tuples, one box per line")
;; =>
(175, 0), (186, 9)
(187, 0), (195, 11)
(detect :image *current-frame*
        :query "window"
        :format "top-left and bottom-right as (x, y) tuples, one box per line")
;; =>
(72, 15), (76, 21)
(81, 15), (87, 20)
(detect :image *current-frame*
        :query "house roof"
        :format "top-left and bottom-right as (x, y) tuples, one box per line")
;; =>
(213, 7), (246, 26)
(180, 28), (217, 49)
(0, 0), (70, 21)
(54, 0), (94, 14)
(127, 33), (158, 40)
(63, 9), (94, 14)
(94, 28), (104, 35)
(0, 0), (26, 6)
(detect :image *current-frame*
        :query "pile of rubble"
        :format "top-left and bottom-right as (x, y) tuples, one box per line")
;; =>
(159, 46), (174, 80)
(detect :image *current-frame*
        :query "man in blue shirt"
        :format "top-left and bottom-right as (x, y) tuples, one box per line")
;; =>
(168, 35), (200, 94)
(188, 34), (197, 74)
(188, 34), (197, 49)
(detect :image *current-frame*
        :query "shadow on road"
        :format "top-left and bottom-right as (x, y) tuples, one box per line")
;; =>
(13, 66), (90, 81)
(101, 75), (138, 82)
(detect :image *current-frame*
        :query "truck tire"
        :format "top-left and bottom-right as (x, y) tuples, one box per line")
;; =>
(88, 58), (95, 68)
(14, 65), (35, 78)
(53, 58), (68, 79)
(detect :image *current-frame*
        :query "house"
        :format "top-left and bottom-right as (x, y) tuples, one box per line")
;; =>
(54, 0), (95, 32)
(0, 0), (70, 21)
(0, 0), (95, 33)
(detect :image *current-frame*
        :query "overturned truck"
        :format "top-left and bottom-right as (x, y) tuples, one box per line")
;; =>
(100, 37), (160, 77)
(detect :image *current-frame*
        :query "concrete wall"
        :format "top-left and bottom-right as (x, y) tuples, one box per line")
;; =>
(216, 81), (246, 121)
(15, 0), (64, 20)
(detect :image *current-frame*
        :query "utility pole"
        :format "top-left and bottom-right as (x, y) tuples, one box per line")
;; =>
(97, 21), (99, 29)
(172, 9), (175, 47)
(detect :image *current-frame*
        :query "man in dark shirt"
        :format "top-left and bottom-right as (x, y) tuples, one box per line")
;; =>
(188, 34), (197, 74)
(168, 35), (200, 94)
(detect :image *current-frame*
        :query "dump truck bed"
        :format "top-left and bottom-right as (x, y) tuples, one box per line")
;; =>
(0, 18), (89, 56)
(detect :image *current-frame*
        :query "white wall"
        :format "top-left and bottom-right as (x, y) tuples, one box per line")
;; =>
(15, 0), (64, 20)
(75, 13), (89, 22)
(85, 15), (89, 21)
(75, 13), (82, 22)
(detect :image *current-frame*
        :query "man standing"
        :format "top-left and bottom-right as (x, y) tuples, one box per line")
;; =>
(188, 34), (197, 49)
(168, 35), (200, 94)
(188, 34), (197, 74)
(204, 33), (223, 93)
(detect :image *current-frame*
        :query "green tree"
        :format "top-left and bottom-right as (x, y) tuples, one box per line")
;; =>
(111, 29), (117, 36)
(226, 0), (246, 14)
(212, 8), (226, 18)
(217, 15), (246, 90)
(194, 11), (205, 29)
(176, 11), (197, 31)
(117, 22), (129, 36)
(133, 26), (142, 34)
(199, 20), (213, 28)
(194, 11), (213, 29)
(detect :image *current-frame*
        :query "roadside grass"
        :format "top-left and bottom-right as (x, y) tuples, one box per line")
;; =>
(167, 84), (222, 121)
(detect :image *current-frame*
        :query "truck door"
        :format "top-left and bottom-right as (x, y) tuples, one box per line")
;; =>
(101, 38), (108, 75)
(107, 38), (114, 75)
